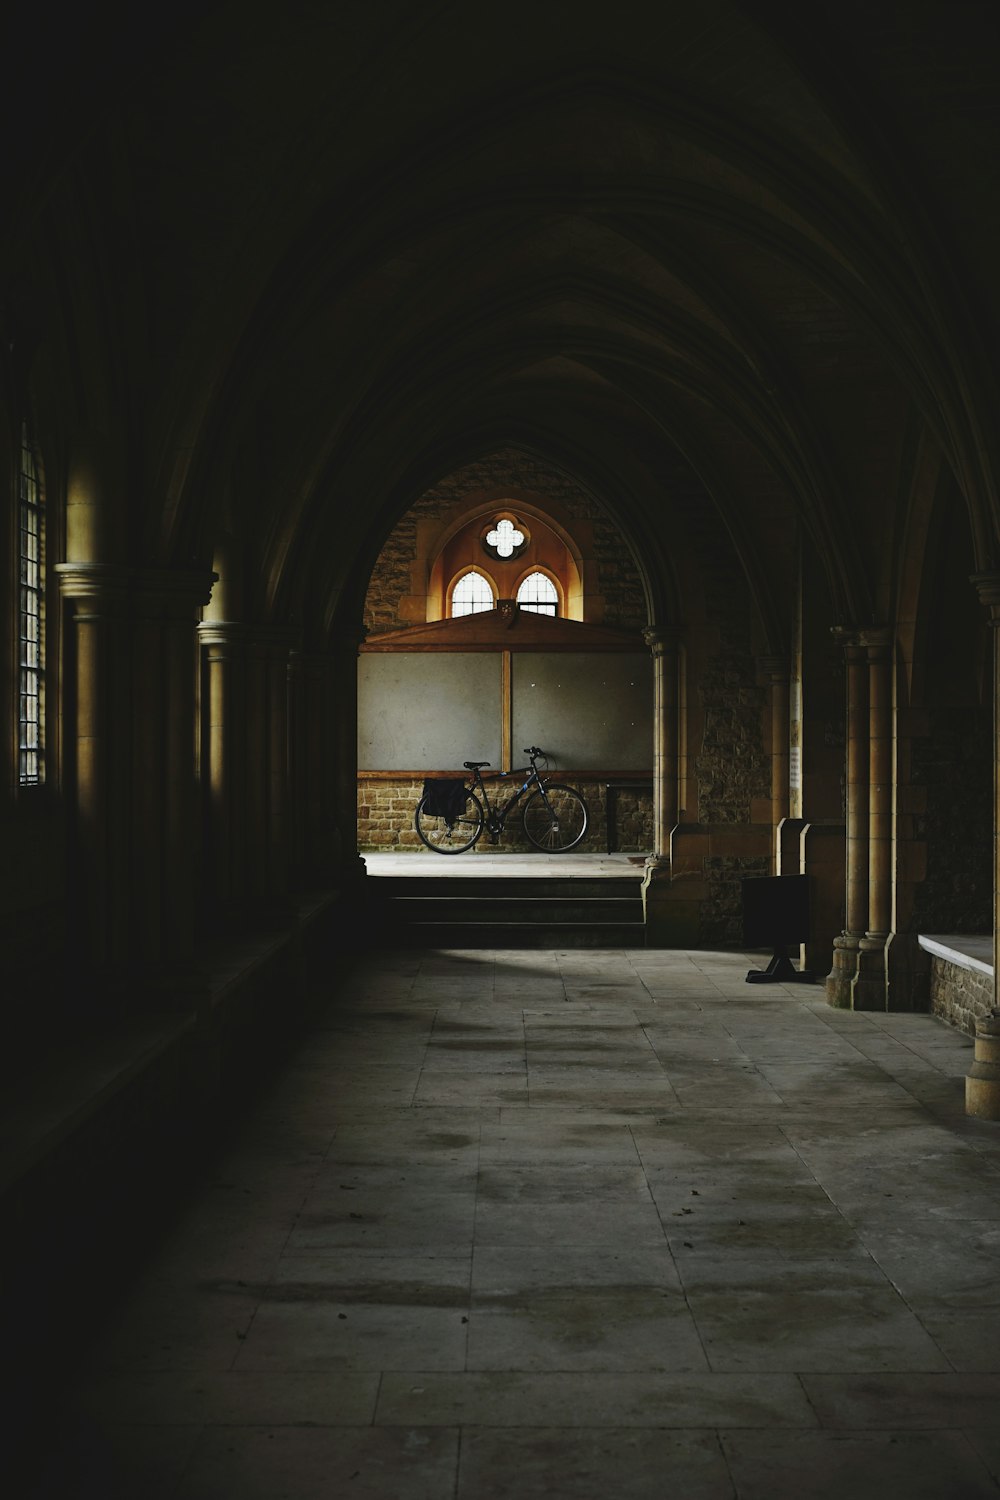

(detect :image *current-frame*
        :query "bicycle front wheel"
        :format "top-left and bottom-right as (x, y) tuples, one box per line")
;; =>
(415, 789), (485, 854)
(522, 783), (588, 852)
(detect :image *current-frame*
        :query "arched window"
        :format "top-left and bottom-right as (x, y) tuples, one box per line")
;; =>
(450, 569), (495, 617)
(516, 570), (558, 616)
(18, 420), (44, 785)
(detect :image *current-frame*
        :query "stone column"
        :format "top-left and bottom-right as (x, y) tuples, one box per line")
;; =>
(643, 626), (680, 866)
(826, 628), (870, 1007)
(245, 627), (298, 907)
(641, 626), (681, 943)
(852, 628), (894, 1010)
(57, 563), (214, 1005)
(288, 652), (335, 886)
(332, 623), (368, 884)
(56, 564), (132, 994)
(972, 572), (1000, 1006)
(196, 621), (247, 921)
(758, 655), (790, 872)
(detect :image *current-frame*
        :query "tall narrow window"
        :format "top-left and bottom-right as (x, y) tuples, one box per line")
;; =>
(516, 571), (558, 616)
(19, 420), (43, 785)
(450, 570), (494, 617)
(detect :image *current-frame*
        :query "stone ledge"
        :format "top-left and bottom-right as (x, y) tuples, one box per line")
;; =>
(918, 933), (993, 977)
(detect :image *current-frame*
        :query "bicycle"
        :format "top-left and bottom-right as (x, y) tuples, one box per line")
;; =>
(415, 746), (589, 855)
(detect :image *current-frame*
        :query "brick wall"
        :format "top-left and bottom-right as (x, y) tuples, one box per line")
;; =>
(358, 776), (653, 854)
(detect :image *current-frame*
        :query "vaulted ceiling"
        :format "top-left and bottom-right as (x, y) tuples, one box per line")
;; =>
(6, 0), (999, 642)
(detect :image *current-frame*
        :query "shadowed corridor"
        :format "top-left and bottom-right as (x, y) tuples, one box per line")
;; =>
(29, 945), (1000, 1499)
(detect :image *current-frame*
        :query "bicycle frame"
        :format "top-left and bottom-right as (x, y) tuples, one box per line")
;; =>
(469, 761), (548, 835)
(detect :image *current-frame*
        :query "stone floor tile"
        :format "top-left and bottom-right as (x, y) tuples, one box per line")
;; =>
(631, 1122), (798, 1167)
(476, 1162), (650, 1202)
(687, 1280), (951, 1372)
(478, 1120), (641, 1162)
(412, 1075), (529, 1106)
(472, 1243), (681, 1294)
(800, 1372), (1000, 1429)
(966, 1429), (1000, 1486)
(75, 1369), (380, 1426)
(174, 1426), (459, 1500)
(456, 1428), (733, 1499)
(466, 1288), (708, 1372)
(721, 1428), (1000, 1500)
(82, 1286), (261, 1373)
(234, 1252), (471, 1372)
(474, 1193), (667, 1246)
(376, 1370), (816, 1428)
(286, 1187), (477, 1250)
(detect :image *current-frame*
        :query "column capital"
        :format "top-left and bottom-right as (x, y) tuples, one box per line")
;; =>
(642, 625), (682, 655)
(197, 619), (248, 649)
(831, 624), (891, 656)
(856, 625), (893, 655)
(830, 624), (861, 650)
(56, 563), (216, 616)
(971, 570), (1000, 617)
(756, 653), (788, 682)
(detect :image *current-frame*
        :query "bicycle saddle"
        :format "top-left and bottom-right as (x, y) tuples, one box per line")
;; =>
(463, 760), (491, 769)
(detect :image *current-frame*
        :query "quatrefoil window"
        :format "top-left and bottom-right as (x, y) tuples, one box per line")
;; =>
(483, 517), (526, 560)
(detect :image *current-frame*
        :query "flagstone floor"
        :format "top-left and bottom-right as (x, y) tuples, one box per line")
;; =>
(31, 946), (1000, 1498)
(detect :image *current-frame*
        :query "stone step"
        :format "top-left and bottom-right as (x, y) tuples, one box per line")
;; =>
(371, 875), (643, 900)
(387, 896), (643, 924)
(386, 921), (648, 949)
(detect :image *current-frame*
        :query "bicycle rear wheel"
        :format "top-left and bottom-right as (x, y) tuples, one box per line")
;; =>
(522, 783), (588, 852)
(415, 789), (485, 854)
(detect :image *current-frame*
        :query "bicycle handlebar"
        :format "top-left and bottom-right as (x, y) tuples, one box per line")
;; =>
(523, 746), (544, 758)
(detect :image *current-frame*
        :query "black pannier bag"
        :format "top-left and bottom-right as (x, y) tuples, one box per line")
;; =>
(421, 778), (469, 822)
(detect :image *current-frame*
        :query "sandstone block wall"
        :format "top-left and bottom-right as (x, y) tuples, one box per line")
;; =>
(358, 777), (653, 854)
(364, 449), (646, 636)
(928, 955), (994, 1036)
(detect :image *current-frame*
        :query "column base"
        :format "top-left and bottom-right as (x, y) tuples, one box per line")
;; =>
(851, 933), (890, 1012)
(825, 933), (861, 1008)
(641, 857), (702, 948)
(966, 1013), (1000, 1121)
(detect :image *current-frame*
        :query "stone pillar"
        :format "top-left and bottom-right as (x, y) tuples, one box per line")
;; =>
(289, 652), (336, 886)
(826, 628), (870, 1007)
(332, 623), (368, 884)
(852, 628), (894, 1010)
(758, 655), (790, 872)
(245, 628), (298, 906)
(56, 565), (132, 991)
(57, 563), (214, 1007)
(643, 626), (680, 865)
(641, 626), (681, 942)
(972, 572), (1000, 1012)
(196, 621), (247, 921)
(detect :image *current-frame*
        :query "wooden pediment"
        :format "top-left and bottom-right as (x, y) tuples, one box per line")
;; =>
(361, 607), (647, 653)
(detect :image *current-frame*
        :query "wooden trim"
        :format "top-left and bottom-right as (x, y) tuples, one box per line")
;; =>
(358, 768), (654, 780)
(361, 607), (646, 653)
(501, 649), (512, 772)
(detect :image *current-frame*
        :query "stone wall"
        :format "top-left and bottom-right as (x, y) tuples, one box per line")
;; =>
(364, 448), (646, 636)
(685, 507), (770, 825)
(911, 705), (993, 935)
(929, 955), (994, 1036)
(358, 777), (653, 855)
(701, 854), (772, 948)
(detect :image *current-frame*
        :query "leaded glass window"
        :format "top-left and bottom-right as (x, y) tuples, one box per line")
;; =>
(19, 420), (43, 785)
(451, 570), (494, 617)
(516, 571), (558, 616)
